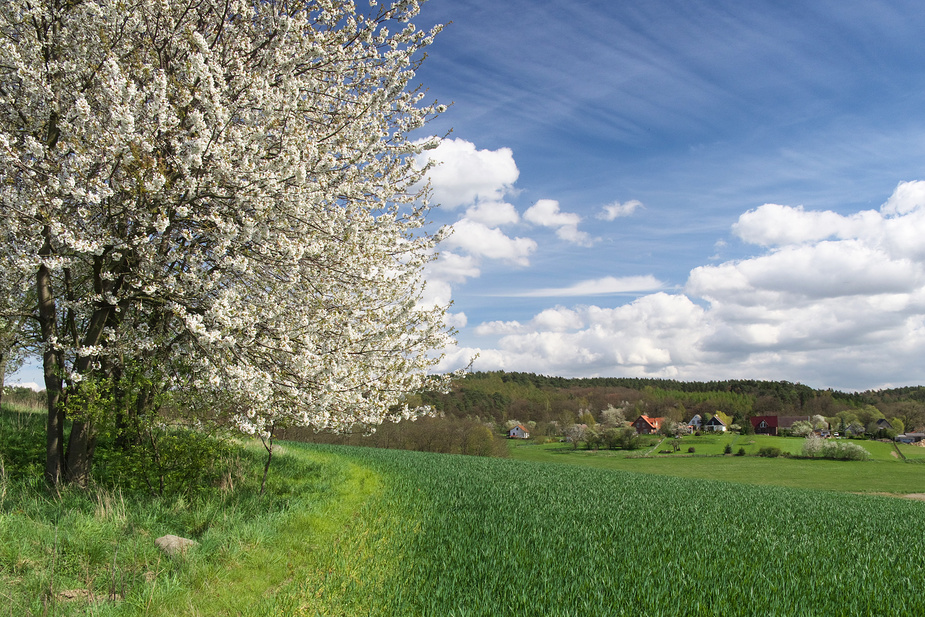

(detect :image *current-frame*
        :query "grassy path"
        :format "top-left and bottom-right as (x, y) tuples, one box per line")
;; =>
(0, 430), (408, 616)
(140, 445), (403, 616)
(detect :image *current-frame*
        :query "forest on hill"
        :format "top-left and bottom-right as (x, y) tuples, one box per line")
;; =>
(12, 371), (924, 457)
(282, 371), (925, 454)
(418, 371), (925, 433)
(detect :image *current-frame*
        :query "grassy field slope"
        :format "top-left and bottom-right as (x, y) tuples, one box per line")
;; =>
(508, 438), (925, 493)
(5, 402), (925, 615)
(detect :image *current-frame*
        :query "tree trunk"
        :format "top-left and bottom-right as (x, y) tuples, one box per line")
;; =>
(37, 250), (64, 486)
(260, 425), (276, 496)
(64, 303), (113, 486)
(0, 351), (6, 409)
(64, 419), (95, 486)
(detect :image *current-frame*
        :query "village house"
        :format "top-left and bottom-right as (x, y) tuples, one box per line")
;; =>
(687, 414), (702, 432)
(875, 418), (894, 431)
(749, 415), (812, 436)
(632, 415), (665, 434)
(704, 415), (727, 432)
(507, 424), (530, 439)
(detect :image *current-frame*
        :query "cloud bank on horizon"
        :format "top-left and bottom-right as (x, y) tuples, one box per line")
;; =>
(417, 136), (925, 391)
(398, 0), (925, 392)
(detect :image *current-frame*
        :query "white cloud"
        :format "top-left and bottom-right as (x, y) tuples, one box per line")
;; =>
(510, 275), (664, 298)
(443, 218), (537, 266)
(882, 180), (925, 215)
(475, 320), (526, 336)
(440, 181), (925, 390)
(464, 201), (520, 226)
(532, 307), (585, 332)
(524, 198), (580, 227)
(524, 199), (592, 246)
(414, 138), (519, 209)
(10, 381), (41, 391)
(426, 251), (481, 284)
(597, 199), (643, 221)
(446, 312), (468, 329)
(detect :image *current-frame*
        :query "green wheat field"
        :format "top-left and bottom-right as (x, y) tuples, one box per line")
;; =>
(2, 406), (924, 615)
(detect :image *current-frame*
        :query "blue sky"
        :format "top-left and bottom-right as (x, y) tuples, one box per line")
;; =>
(9, 0), (925, 392)
(408, 0), (925, 390)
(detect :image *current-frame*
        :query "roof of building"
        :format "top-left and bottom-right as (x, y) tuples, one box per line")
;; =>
(634, 415), (664, 429)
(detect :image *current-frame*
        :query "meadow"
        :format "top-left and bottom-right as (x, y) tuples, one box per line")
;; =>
(510, 433), (925, 493)
(3, 404), (925, 615)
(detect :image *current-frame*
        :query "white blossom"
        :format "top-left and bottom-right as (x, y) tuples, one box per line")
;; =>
(0, 0), (454, 438)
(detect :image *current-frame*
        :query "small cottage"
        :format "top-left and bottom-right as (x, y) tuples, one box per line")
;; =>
(508, 424), (530, 439)
(704, 415), (727, 432)
(687, 414), (703, 432)
(750, 415), (778, 435)
(632, 415), (665, 435)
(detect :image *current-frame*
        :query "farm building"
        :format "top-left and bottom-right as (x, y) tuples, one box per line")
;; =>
(749, 415), (812, 436)
(632, 415), (665, 434)
(508, 424), (530, 439)
(704, 415), (727, 432)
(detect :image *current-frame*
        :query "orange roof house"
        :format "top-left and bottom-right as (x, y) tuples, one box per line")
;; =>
(632, 415), (665, 434)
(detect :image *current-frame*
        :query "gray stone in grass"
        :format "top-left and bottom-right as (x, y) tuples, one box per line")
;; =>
(155, 534), (198, 556)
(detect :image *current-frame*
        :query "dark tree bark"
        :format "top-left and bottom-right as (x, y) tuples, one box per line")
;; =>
(38, 231), (65, 486)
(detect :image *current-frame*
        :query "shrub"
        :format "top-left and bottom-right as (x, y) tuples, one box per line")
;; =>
(758, 446), (782, 458)
(821, 440), (870, 461)
(687, 446), (696, 453)
(802, 436), (870, 461)
(736, 447), (746, 456)
(724, 443), (732, 455)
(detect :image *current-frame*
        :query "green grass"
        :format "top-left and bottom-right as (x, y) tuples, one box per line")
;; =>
(321, 444), (925, 616)
(0, 405), (402, 616)
(6, 401), (925, 615)
(509, 438), (925, 493)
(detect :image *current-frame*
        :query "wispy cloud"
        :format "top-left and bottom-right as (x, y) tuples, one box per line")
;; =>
(507, 275), (664, 298)
(439, 182), (925, 390)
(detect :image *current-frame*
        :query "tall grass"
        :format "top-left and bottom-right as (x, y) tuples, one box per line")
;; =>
(0, 406), (391, 615)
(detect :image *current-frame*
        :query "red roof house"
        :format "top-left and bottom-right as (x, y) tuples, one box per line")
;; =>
(632, 415), (665, 434)
(750, 415), (812, 436)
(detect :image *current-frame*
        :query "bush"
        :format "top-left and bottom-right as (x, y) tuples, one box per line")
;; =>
(757, 446), (782, 458)
(723, 443), (732, 455)
(821, 440), (870, 461)
(735, 447), (746, 456)
(687, 447), (696, 453)
(802, 436), (870, 461)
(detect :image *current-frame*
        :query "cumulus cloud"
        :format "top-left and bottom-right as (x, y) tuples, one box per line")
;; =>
(441, 181), (925, 390)
(414, 138), (519, 209)
(597, 199), (643, 221)
(464, 201), (520, 226)
(443, 219), (537, 266)
(524, 199), (593, 246)
(426, 251), (481, 284)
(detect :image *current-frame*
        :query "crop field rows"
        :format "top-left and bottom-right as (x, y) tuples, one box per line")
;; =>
(319, 444), (925, 616)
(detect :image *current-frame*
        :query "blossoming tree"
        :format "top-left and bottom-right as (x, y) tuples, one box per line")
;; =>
(0, 0), (454, 486)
